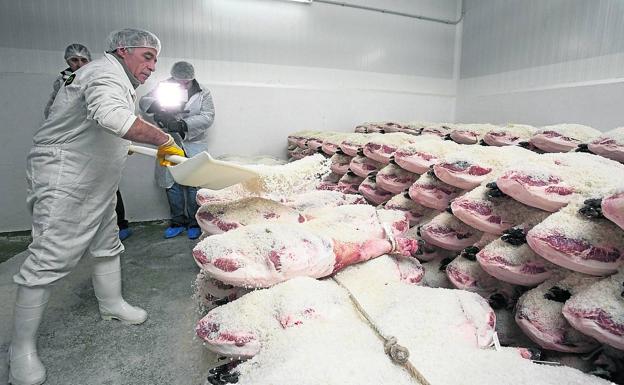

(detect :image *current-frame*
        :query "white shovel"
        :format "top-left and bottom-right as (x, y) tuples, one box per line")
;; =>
(128, 145), (260, 190)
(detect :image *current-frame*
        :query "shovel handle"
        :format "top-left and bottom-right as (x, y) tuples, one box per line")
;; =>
(129, 144), (188, 164)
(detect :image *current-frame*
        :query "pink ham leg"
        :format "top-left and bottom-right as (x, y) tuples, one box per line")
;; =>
(562, 269), (624, 350)
(349, 152), (384, 178)
(194, 271), (250, 311)
(358, 173), (394, 205)
(602, 191), (624, 231)
(515, 272), (601, 353)
(483, 131), (522, 146)
(530, 131), (581, 153)
(588, 138), (624, 163)
(394, 149), (441, 174)
(384, 192), (438, 227)
(496, 170), (574, 212)
(337, 171), (365, 195)
(408, 172), (463, 210)
(375, 161), (419, 194)
(329, 151), (353, 175)
(193, 205), (419, 288)
(419, 212), (483, 251)
(196, 197), (305, 235)
(433, 161), (493, 190)
(526, 200), (624, 276)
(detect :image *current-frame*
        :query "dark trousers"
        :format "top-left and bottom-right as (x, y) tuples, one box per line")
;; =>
(166, 183), (199, 228)
(116, 190), (129, 230)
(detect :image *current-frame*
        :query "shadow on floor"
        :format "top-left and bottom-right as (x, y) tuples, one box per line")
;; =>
(0, 222), (218, 385)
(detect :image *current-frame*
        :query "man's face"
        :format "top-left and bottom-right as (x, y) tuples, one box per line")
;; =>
(67, 56), (89, 72)
(117, 47), (158, 84)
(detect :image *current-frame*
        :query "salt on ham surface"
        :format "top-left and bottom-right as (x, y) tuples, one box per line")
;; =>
(420, 123), (457, 137)
(587, 126), (624, 163)
(362, 132), (420, 164)
(526, 196), (624, 276)
(449, 123), (499, 144)
(375, 163), (419, 194)
(420, 254), (455, 288)
(483, 124), (538, 146)
(339, 133), (385, 156)
(408, 172), (463, 210)
(320, 132), (357, 155)
(476, 237), (558, 286)
(194, 270), (249, 312)
(451, 184), (548, 234)
(384, 193), (438, 227)
(433, 145), (536, 190)
(515, 272), (601, 353)
(329, 152), (353, 175)
(602, 187), (624, 231)
(336, 171), (365, 194)
(562, 268), (624, 350)
(419, 212), (484, 251)
(393, 137), (457, 174)
(196, 197), (305, 235)
(529, 124), (601, 153)
(358, 174), (394, 205)
(282, 190), (367, 213)
(349, 153), (384, 178)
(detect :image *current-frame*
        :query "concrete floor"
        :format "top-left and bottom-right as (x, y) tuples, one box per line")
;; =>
(0, 222), (218, 385)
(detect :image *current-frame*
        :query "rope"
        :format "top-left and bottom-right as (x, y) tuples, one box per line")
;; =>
(332, 275), (432, 385)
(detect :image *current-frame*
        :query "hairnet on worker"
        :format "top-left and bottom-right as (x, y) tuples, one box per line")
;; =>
(106, 27), (161, 54)
(64, 43), (91, 61)
(171, 61), (195, 80)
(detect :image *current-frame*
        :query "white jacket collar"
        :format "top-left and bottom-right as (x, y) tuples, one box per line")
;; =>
(103, 53), (136, 98)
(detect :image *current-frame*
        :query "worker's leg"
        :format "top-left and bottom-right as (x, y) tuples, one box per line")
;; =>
(116, 190), (132, 241)
(185, 186), (201, 239)
(89, 196), (146, 324)
(164, 182), (187, 238)
(9, 285), (50, 385)
(12, 149), (106, 385)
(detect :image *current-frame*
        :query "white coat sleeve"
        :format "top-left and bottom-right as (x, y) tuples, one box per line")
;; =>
(84, 73), (137, 137)
(183, 90), (215, 141)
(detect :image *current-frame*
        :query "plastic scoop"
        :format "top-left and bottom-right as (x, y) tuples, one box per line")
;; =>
(128, 145), (259, 190)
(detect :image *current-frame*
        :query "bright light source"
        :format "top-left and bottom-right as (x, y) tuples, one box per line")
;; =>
(155, 82), (187, 109)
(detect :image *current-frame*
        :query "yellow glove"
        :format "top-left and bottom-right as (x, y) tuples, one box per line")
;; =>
(157, 134), (185, 167)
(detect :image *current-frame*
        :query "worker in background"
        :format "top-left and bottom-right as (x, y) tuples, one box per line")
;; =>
(44, 43), (134, 242)
(9, 28), (184, 385)
(139, 61), (215, 240)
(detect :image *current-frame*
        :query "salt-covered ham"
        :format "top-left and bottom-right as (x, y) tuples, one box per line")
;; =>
(433, 146), (535, 190)
(451, 184), (549, 234)
(602, 189), (624, 230)
(196, 197), (305, 235)
(562, 269), (624, 350)
(336, 171), (365, 194)
(375, 161), (419, 194)
(515, 272), (601, 353)
(483, 124), (538, 147)
(450, 123), (499, 145)
(358, 173), (394, 205)
(329, 151), (353, 175)
(362, 132), (418, 164)
(529, 124), (601, 153)
(339, 133), (383, 156)
(496, 152), (624, 212)
(282, 190), (366, 213)
(349, 152), (384, 178)
(526, 198), (624, 276)
(419, 212), (483, 251)
(384, 192), (438, 227)
(194, 271), (250, 311)
(320, 132), (355, 155)
(420, 254), (455, 288)
(192, 205), (417, 288)
(420, 123), (456, 138)
(316, 171), (342, 191)
(586, 126), (624, 163)
(477, 235), (558, 286)
(393, 137), (457, 174)
(408, 172), (463, 210)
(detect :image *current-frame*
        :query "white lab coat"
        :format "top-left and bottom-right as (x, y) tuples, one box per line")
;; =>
(15, 53), (136, 287)
(139, 79), (215, 188)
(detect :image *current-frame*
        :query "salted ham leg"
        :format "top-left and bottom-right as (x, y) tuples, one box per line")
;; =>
(408, 172), (463, 210)
(375, 161), (418, 194)
(419, 212), (483, 251)
(602, 190), (624, 230)
(193, 205), (418, 288)
(515, 272), (601, 353)
(562, 269), (624, 350)
(358, 173), (394, 205)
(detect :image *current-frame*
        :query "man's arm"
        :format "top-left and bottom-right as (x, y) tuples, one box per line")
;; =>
(123, 116), (170, 146)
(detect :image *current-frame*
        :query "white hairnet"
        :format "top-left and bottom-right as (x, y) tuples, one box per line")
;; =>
(170, 61), (195, 80)
(64, 43), (91, 61)
(106, 28), (161, 54)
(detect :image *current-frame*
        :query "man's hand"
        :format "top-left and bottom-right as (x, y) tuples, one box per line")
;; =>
(157, 134), (185, 167)
(154, 113), (188, 139)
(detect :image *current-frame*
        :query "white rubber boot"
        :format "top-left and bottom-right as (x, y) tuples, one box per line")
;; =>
(92, 255), (147, 325)
(9, 285), (50, 385)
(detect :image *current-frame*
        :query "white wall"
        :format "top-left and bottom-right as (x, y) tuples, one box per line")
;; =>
(0, 0), (460, 232)
(456, 0), (624, 131)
